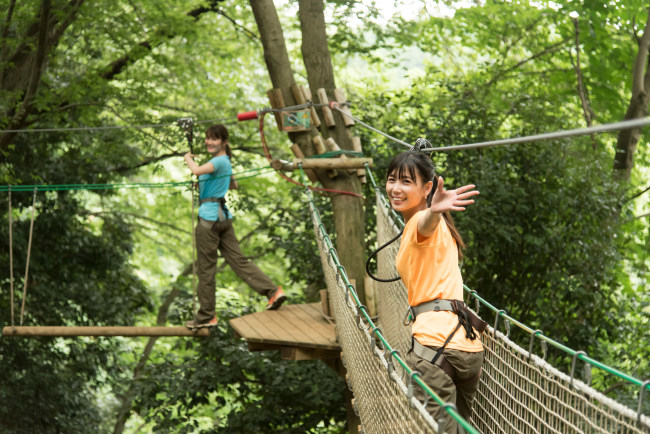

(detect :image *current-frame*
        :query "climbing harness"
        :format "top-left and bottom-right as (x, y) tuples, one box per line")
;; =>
(408, 298), (487, 382)
(199, 197), (229, 223)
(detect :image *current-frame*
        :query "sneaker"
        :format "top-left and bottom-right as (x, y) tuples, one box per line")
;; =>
(185, 316), (218, 329)
(266, 287), (287, 310)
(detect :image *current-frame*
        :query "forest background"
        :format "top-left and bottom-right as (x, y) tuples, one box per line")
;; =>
(1, 0), (649, 432)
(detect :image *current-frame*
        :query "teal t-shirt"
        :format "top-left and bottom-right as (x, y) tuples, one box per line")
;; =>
(198, 155), (233, 221)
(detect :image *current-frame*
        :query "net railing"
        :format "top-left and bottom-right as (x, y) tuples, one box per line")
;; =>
(374, 188), (650, 434)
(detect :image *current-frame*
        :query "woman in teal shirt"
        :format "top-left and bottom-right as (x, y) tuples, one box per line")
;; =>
(184, 124), (286, 328)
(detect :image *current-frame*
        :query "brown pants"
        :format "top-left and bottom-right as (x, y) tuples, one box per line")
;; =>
(406, 347), (484, 434)
(195, 218), (276, 322)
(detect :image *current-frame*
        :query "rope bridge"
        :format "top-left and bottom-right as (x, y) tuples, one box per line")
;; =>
(302, 164), (650, 433)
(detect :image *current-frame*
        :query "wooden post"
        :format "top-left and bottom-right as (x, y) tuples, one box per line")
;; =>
(364, 274), (376, 317)
(334, 88), (355, 127)
(320, 289), (331, 317)
(300, 86), (321, 128)
(267, 88), (285, 132)
(312, 135), (328, 155)
(317, 88), (336, 127)
(291, 84), (306, 105)
(326, 137), (355, 174)
(311, 137), (335, 178)
(290, 143), (318, 183)
(351, 136), (366, 183)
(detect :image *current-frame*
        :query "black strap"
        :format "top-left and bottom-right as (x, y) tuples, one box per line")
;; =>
(200, 197), (226, 205)
(365, 229), (403, 282)
(430, 321), (463, 366)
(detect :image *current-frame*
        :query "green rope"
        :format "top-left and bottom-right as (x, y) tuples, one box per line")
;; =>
(0, 167), (275, 192)
(306, 150), (363, 158)
(298, 166), (479, 434)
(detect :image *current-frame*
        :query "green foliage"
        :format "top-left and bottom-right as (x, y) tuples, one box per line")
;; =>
(2, 0), (650, 430)
(130, 308), (346, 433)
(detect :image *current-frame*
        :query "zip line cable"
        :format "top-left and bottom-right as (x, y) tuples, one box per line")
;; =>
(0, 116), (239, 134)
(329, 101), (650, 152)
(329, 103), (411, 149)
(426, 116), (650, 152)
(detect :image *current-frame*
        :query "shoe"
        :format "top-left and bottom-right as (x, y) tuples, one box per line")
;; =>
(185, 316), (218, 329)
(266, 287), (287, 310)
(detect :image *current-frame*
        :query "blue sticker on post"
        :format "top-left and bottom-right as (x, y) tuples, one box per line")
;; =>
(282, 109), (311, 132)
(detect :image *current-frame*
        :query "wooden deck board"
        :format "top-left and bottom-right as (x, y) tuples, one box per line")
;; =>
(230, 303), (339, 351)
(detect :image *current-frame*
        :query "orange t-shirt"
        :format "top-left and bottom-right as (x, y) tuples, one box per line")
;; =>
(395, 210), (483, 352)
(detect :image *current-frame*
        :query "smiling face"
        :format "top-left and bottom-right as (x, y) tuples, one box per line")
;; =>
(386, 166), (432, 221)
(205, 136), (224, 155)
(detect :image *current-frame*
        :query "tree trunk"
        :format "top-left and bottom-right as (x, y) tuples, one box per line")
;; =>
(249, 0), (366, 301)
(298, 0), (365, 301)
(613, 14), (650, 181)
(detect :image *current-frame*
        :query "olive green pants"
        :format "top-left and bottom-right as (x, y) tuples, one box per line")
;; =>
(195, 219), (276, 322)
(406, 347), (484, 434)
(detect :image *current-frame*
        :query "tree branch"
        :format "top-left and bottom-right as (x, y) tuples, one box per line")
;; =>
(570, 17), (596, 149)
(112, 263), (192, 434)
(93, 210), (191, 235)
(106, 152), (185, 173)
(0, 0), (17, 84)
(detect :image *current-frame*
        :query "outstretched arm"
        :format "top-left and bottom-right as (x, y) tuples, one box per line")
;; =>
(418, 177), (479, 238)
(184, 152), (215, 176)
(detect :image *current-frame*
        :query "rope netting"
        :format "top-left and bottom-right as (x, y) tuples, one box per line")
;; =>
(373, 187), (650, 433)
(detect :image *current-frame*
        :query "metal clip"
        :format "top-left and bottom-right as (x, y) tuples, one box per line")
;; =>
(403, 307), (414, 326)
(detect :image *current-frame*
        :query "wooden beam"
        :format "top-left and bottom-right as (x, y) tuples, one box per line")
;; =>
(297, 157), (372, 170)
(2, 326), (210, 337)
(272, 158), (372, 171)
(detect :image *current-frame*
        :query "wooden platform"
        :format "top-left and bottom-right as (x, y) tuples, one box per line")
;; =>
(230, 302), (340, 361)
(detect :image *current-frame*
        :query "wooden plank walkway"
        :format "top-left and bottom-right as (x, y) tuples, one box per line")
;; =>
(230, 302), (340, 361)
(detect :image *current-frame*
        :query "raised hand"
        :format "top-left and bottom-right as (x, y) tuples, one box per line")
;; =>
(429, 176), (479, 214)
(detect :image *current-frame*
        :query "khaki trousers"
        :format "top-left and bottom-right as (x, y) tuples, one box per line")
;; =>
(195, 219), (275, 322)
(406, 347), (484, 434)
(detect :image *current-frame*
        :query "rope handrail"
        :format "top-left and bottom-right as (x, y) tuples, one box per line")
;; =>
(371, 178), (650, 395)
(297, 165), (479, 433)
(0, 167), (276, 192)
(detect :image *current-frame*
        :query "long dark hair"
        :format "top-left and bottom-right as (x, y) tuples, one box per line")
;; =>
(386, 152), (466, 260)
(206, 124), (232, 159)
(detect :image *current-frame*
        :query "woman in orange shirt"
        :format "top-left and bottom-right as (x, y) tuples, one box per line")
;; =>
(386, 151), (484, 433)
